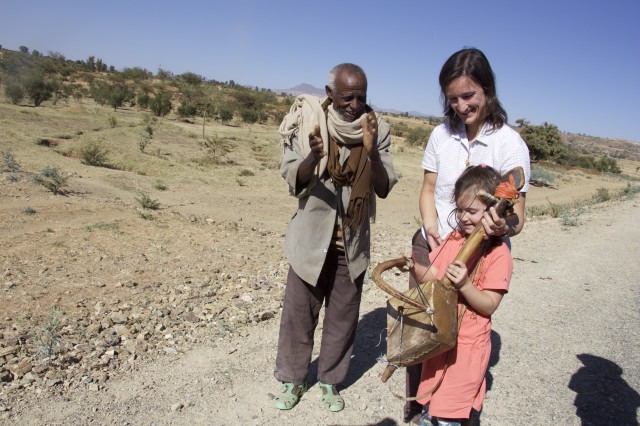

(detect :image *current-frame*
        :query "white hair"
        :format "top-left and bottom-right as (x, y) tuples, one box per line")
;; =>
(327, 63), (367, 91)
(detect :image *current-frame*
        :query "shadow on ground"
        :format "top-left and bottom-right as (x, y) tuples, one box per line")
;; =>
(344, 306), (389, 388)
(306, 307), (387, 390)
(568, 353), (640, 425)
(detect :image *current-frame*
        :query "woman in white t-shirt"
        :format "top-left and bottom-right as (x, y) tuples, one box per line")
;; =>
(404, 47), (531, 425)
(420, 47), (531, 248)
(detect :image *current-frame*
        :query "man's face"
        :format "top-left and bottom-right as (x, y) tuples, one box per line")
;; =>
(326, 70), (367, 122)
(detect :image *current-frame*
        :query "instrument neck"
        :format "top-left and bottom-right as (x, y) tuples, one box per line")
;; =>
(443, 197), (513, 287)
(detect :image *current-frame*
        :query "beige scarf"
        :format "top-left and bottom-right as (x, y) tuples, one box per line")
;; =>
(279, 95), (381, 231)
(326, 103), (380, 232)
(327, 103), (369, 145)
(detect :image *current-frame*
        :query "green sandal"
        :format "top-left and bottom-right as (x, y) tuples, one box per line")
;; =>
(273, 382), (307, 410)
(318, 382), (344, 412)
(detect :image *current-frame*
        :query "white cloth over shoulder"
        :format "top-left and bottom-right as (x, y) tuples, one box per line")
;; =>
(279, 95), (375, 179)
(279, 95), (330, 177)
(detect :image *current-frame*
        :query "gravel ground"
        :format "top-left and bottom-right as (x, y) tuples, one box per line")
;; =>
(2, 196), (639, 426)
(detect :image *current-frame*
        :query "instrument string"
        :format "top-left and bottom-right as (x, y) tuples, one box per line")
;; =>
(412, 182), (518, 298)
(375, 327), (387, 348)
(415, 192), (480, 285)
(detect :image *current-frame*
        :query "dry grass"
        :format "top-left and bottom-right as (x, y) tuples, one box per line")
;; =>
(1, 100), (637, 215)
(0, 101), (282, 186)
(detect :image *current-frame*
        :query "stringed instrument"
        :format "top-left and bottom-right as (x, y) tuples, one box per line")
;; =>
(372, 166), (525, 382)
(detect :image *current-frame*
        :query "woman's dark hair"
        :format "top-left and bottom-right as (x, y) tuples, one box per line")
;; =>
(439, 48), (507, 132)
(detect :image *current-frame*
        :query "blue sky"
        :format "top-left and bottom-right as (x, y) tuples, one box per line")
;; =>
(1, 0), (638, 142)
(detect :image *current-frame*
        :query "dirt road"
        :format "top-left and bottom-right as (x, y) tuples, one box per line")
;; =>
(4, 195), (639, 426)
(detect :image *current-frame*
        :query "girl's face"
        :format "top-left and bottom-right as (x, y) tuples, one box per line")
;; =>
(446, 76), (487, 136)
(456, 190), (488, 235)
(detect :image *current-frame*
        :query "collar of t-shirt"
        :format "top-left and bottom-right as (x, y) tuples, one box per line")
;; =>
(451, 121), (491, 146)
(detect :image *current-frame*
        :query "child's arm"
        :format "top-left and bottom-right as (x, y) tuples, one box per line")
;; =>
(445, 260), (504, 316)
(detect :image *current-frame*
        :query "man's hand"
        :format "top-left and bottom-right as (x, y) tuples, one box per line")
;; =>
(308, 125), (325, 162)
(360, 111), (378, 156)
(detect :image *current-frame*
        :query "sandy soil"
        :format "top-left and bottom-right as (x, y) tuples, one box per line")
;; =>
(1, 103), (639, 425)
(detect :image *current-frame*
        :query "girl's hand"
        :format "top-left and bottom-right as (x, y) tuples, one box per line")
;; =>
(445, 260), (470, 289)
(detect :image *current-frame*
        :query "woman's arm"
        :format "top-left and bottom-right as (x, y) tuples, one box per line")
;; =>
(482, 192), (526, 238)
(419, 171), (443, 248)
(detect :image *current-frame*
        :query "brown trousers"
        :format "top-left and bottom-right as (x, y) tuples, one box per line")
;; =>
(274, 249), (364, 386)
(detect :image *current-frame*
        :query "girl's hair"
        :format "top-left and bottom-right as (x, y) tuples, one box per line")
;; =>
(448, 164), (502, 233)
(453, 164), (502, 204)
(439, 48), (507, 132)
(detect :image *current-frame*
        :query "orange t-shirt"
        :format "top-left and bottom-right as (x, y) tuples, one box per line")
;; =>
(417, 232), (512, 419)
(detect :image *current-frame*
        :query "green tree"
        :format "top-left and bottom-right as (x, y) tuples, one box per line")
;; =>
(107, 83), (132, 111)
(5, 81), (24, 104)
(178, 72), (204, 86)
(234, 90), (262, 110)
(95, 58), (107, 72)
(156, 68), (173, 80)
(89, 80), (110, 106)
(218, 106), (234, 123)
(390, 121), (409, 137)
(86, 56), (96, 72)
(71, 84), (87, 103)
(240, 109), (259, 124)
(121, 67), (152, 81)
(596, 154), (621, 174)
(24, 73), (54, 106)
(149, 92), (172, 117)
(177, 100), (198, 118)
(516, 119), (564, 162)
(80, 140), (110, 167)
(137, 93), (150, 110)
(405, 126), (432, 147)
(48, 79), (67, 105)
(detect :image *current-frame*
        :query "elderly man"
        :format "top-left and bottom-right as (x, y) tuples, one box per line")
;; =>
(273, 63), (397, 412)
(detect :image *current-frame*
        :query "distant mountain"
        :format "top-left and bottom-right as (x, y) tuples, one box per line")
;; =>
(376, 108), (432, 118)
(563, 132), (640, 162)
(274, 83), (325, 98)
(273, 83), (435, 118)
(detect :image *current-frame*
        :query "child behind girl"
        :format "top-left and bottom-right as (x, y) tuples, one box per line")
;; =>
(410, 165), (513, 426)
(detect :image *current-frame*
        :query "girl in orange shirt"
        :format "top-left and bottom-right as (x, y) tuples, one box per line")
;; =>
(411, 165), (513, 426)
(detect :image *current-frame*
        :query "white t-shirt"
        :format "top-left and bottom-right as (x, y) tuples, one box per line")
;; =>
(422, 122), (531, 237)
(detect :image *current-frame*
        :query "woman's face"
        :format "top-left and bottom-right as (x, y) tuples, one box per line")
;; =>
(446, 76), (487, 134)
(455, 190), (487, 235)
